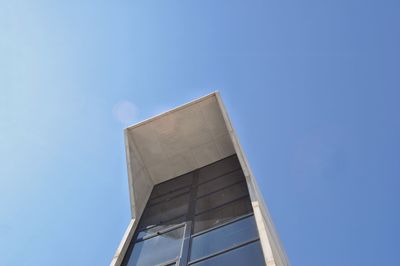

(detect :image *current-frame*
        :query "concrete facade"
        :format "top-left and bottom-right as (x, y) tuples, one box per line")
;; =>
(111, 92), (289, 266)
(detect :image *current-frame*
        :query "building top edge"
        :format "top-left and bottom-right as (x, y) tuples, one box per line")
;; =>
(124, 91), (219, 132)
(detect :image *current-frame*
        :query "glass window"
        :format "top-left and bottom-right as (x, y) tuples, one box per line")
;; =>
(125, 155), (265, 266)
(126, 226), (184, 266)
(149, 186), (191, 206)
(137, 216), (186, 240)
(196, 170), (245, 198)
(190, 215), (259, 261)
(151, 172), (193, 199)
(195, 182), (249, 214)
(198, 156), (240, 183)
(193, 196), (253, 233)
(190, 241), (264, 266)
(141, 193), (190, 228)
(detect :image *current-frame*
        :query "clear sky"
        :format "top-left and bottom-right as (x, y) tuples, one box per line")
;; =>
(1, 1), (399, 265)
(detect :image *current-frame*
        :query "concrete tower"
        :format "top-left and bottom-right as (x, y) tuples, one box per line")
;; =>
(111, 92), (289, 266)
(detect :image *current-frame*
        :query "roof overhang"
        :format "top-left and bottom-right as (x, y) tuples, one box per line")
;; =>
(124, 92), (235, 218)
(114, 92), (289, 266)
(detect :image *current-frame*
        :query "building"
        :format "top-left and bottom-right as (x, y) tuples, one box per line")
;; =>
(111, 92), (289, 266)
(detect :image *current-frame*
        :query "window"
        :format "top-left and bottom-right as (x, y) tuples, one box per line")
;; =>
(140, 193), (190, 228)
(196, 169), (244, 197)
(136, 216), (186, 240)
(150, 172), (193, 199)
(195, 182), (249, 214)
(149, 186), (191, 206)
(190, 215), (259, 261)
(126, 226), (185, 266)
(193, 196), (253, 233)
(122, 155), (265, 266)
(189, 240), (265, 266)
(198, 156), (241, 184)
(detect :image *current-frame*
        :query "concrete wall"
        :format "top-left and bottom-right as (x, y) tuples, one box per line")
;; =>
(110, 92), (289, 266)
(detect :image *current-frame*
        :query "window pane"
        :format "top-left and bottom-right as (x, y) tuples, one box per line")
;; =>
(151, 172), (193, 199)
(190, 216), (259, 261)
(197, 170), (245, 198)
(198, 156), (241, 183)
(126, 226), (184, 266)
(149, 186), (191, 206)
(190, 241), (264, 266)
(193, 196), (253, 233)
(125, 155), (262, 266)
(141, 193), (190, 227)
(195, 182), (249, 214)
(137, 216), (186, 240)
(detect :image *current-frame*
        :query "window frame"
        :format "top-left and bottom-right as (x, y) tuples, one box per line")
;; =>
(121, 155), (264, 266)
(125, 223), (187, 266)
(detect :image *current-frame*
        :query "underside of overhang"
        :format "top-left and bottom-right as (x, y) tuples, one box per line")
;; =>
(113, 92), (290, 266)
(124, 92), (235, 219)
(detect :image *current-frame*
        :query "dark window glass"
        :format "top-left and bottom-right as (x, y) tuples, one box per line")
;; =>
(190, 215), (259, 261)
(125, 155), (265, 266)
(196, 170), (245, 198)
(198, 156), (240, 183)
(195, 182), (249, 214)
(150, 172), (193, 199)
(149, 186), (191, 206)
(140, 193), (189, 228)
(127, 226), (185, 266)
(193, 196), (253, 233)
(137, 216), (186, 240)
(190, 241), (264, 266)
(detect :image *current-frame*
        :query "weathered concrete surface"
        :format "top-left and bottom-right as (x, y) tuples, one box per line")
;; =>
(111, 92), (289, 266)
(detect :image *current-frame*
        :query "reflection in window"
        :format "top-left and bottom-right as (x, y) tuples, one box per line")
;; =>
(190, 241), (265, 266)
(150, 172), (193, 199)
(193, 196), (253, 233)
(127, 226), (184, 266)
(149, 186), (191, 206)
(198, 156), (241, 183)
(190, 215), (259, 261)
(122, 155), (265, 266)
(137, 216), (186, 240)
(140, 193), (190, 228)
(197, 170), (244, 197)
(195, 182), (249, 214)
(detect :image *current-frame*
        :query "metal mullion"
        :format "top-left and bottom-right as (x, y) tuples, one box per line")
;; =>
(136, 223), (186, 242)
(187, 237), (260, 265)
(179, 169), (199, 266)
(196, 153), (236, 172)
(150, 170), (242, 206)
(196, 167), (242, 187)
(196, 179), (247, 199)
(123, 155), (249, 266)
(137, 214), (186, 232)
(156, 257), (179, 266)
(148, 190), (190, 208)
(150, 184), (192, 202)
(150, 154), (239, 201)
(124, 179), (190, 265)
(191, 212), (254, 238)
(121, 182), (161, 265)
(194, 194), (250, 217)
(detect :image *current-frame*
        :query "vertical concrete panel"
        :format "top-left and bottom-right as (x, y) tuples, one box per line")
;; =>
(112, 93), (289, 265)
(215, 92), (290, 266)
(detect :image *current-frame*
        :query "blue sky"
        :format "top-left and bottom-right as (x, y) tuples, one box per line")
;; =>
(1, 1), (399, 265)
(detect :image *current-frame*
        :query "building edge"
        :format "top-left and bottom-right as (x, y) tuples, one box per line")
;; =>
(110, 92), (290, 266)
